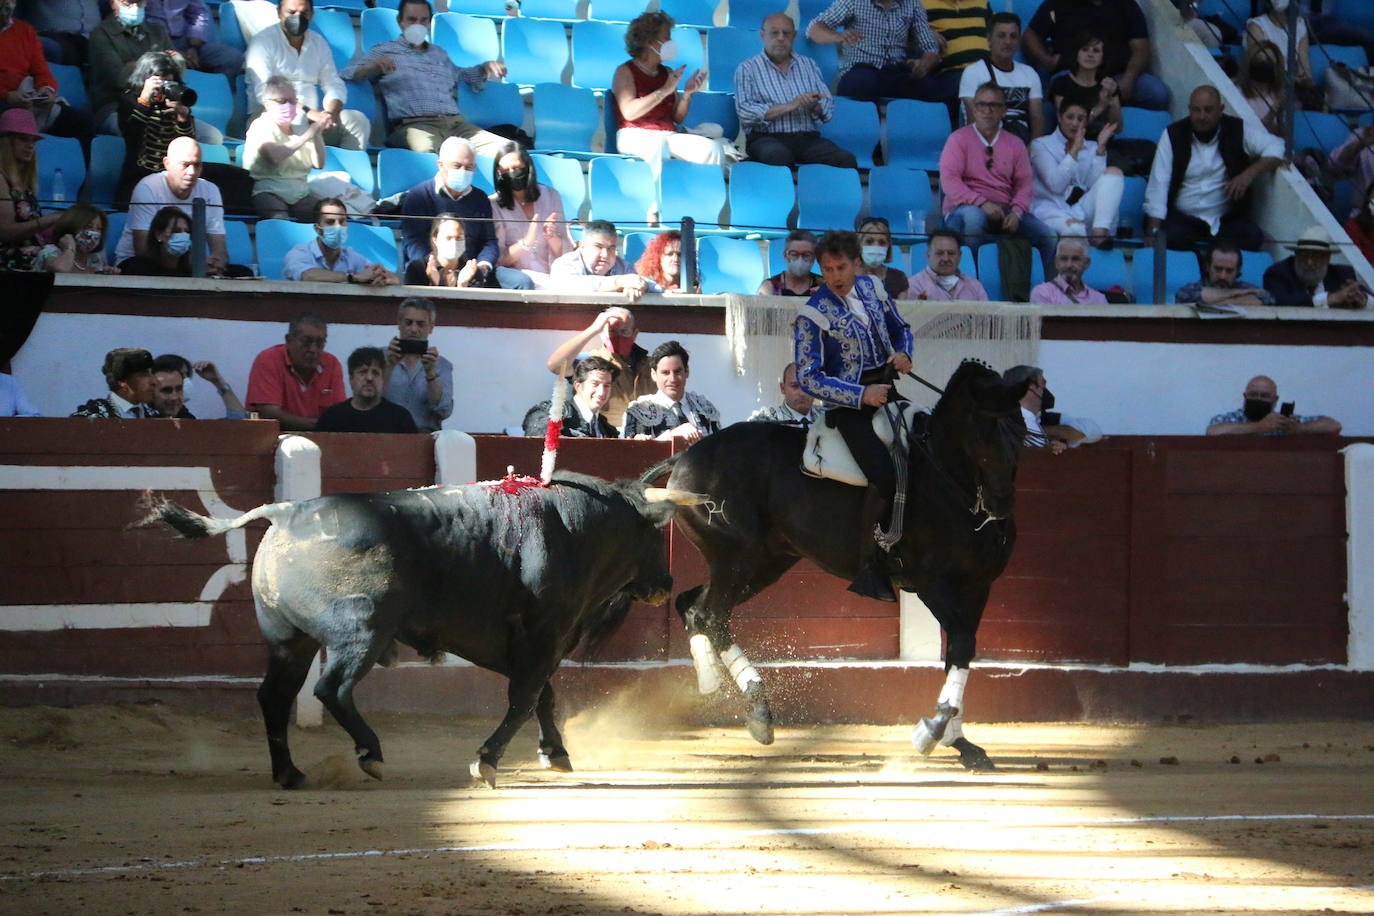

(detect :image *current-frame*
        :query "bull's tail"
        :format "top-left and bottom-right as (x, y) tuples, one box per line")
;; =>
(135, 492), (290, 539)
(639, 453), (682, 485)
(575, 592), (635, 662)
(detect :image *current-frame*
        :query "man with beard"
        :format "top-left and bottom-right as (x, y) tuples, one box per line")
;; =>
(315, 347), (418, 433)
(1262, 226), (1371, 309)
(522, 356), (620, 438)
(1206, 374), (1341, 436)
(1175, 242), (1274, 307)
(1143, 84), (1283, 252)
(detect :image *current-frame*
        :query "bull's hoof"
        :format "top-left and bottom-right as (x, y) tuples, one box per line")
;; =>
(952, 737), (996, 772)
(539, 751), (574, 773)
(273, 766), (306, 790)
(470, 759), (498, 788)
(746, 712), (775, 745)
(358, 758), (384, 781)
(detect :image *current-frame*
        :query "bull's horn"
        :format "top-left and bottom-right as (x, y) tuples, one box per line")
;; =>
(644, 487), (711, 506)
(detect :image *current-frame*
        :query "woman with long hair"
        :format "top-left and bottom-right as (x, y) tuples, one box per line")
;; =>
(405, 215), (500, 288)
(1245, 0), (1316, 104)
(1237, 40), (1287, 137)
(0, 108), (64, 271)
(489, 142), (574, 276)
(119, 206), (193, 277)
(33, 203), (117, 274)
(635, 230), (689, 292)
(1049, 32), (1123, 138)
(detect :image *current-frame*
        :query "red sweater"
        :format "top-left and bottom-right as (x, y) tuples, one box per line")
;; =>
(0, 19), (56, 96)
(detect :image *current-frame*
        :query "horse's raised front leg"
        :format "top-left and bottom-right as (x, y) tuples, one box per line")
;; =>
(911, 580), (995, 771)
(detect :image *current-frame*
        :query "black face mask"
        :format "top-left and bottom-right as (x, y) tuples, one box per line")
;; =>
(1039, 388), (1055, 411)
(282, 12), (309, 36)
(1243, 397), (1273, 421)
(497, 168), (531, 193)
(1250, 62), (1276, 83)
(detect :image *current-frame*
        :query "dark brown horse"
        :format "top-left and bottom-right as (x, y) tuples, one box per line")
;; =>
(643, 360), (1030, 770)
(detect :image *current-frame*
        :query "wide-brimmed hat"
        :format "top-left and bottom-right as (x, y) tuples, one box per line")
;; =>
(102, 348), (154, 388)
(1286, 225), (1335, 254)
(0, 107), (42, 139)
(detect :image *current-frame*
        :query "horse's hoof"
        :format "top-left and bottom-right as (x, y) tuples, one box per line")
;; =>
(746, 713), (775, 746)
(952, 738), (996, 772)
(911, 717), (944, 756)
(274, 766), (306, 790)
(539, 752), (574, 773)
(358, 758), (384, 781)
(470, 759), (498, 788)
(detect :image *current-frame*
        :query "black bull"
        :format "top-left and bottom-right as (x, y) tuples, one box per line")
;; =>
(141, 473), (704, 788)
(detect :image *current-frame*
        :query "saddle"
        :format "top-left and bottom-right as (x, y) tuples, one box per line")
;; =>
(801, 400), (921, 487)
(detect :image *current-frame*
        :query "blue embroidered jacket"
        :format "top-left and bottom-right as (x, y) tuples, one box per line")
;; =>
(794, 275), (914, 409)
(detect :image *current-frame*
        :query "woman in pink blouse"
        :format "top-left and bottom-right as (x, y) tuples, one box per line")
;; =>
(488, 142), (574, 277)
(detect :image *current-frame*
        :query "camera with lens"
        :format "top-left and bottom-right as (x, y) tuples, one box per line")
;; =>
(153, 75), (197, 107)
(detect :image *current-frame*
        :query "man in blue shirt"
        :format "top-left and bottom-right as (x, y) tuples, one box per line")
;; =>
(283, 197), (400, 285)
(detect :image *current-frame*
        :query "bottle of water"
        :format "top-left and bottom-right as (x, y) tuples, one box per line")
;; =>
(51, 168), (66, 203)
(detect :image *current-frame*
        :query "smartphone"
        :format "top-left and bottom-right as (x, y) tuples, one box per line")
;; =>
(1280, 401), (1294, 417)
(398, 337), (428, 355)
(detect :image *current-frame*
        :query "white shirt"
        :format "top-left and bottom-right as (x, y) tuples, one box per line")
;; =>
(108, 390), (145, 418)
(1030, 127), (1107, 226)
(844, 291), (871, 324)
(1020, 405), (1044, 444)
(116, 173), (226, 264)
(245, 24), (344, 112)
(1143, 122), (1283, 234)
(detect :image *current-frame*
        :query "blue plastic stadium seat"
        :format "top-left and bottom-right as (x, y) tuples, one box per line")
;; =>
(797, 0), (829, 27)
(1118, 175), (1147, 240)
(706, 27), (756, 92)
(975, 242), (1045, 301)
(1311, 45), (1369, 89)
(255, 218), (316, 279)
(796, 163), (860, 232)
(220, 0), (278, 50)
(201, 143), (232, 164)
(589, 156), (656, 226)
(670, 25), (706, 78)
(1330, 0), (1374, 31)
(310, 7), (358, 70)
(661, 0), (715, 28)
(883, 99), (950, 171)
(49, 63), (89, 113)
(377, 147), (438, 198)
(458, 81), (525, 130)
(1295, 110), (1357, 153)
(726, 0), (776, 29)
(1195, 0), (1247, 34)
(658, 159), (726, 228)
(448, 0), (509, 15)
(531, 83), (600, 156)
(531, 153), (588, 221)
(1081, 248), (1127, 294)
(520, 0), (583, 21)
(1117, 106), (1170, 143)
(105, 211), (128, 261)
(224, 219), (256, 271)
(344, 79), (380, 138)
(183, 70), (236, 139)
(819, 96), (878, 169)
(589, 0), (648, 22)
(87, 134), (126, 208)
(1237, 249), (1273, 289)
(433, 12), (500, 68)
(216, 0), (245, 52)
(698, 236), (766, 294)
(866, 166), (933, 238)
(36, 135), (86, 204)
(320, 0), (368, 9)
(797, 34), (837, 86)
(727, 161), (794, 236)
(571, 20), (625, 91)
(503, 17), (571, 86)
(360, 6), (401, 49)
(682, 90), (739, 142)
(623, 230), (656, 265)
(348, 222), (401, 271)
(1131, 248), (1202, 304)
(472, 153), (496, 194)
(313, 145), (377, 195)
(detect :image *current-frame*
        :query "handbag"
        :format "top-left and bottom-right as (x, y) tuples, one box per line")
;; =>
(1326, 63), (1374, 112)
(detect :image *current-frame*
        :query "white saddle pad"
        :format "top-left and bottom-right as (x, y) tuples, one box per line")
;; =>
(802, 401), (920, 487)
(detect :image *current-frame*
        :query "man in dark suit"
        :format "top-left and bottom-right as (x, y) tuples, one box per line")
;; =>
(1263, 226), (1371, 309)
(522, 356), (621, 439)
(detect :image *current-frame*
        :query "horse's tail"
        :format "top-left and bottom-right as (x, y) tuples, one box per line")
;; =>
(134, 491), (289, 539)
(640, 453), (682, 484)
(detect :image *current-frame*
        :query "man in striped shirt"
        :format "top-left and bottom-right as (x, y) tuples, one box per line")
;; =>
(806, 0), (944, 102)
(734, 13), (856, 169)
(921, 0), (991, 105)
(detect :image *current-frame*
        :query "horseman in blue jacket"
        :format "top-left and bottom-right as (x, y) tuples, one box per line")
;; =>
(794, 230), (914, 602)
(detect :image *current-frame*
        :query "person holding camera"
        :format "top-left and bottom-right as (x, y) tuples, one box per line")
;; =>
(404, 214), (499, 289)
(1206, 375), (1342, 437)
(383, 297), (452, 433)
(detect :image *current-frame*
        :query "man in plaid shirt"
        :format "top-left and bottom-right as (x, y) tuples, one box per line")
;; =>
(805, 0), (944, 102)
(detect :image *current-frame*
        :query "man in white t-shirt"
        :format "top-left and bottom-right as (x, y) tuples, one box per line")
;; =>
(115, 136), (232, 274)
(957, 12), (1042, 143)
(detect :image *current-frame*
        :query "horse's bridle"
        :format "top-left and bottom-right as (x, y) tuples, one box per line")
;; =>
(907, 412), (1015, 535)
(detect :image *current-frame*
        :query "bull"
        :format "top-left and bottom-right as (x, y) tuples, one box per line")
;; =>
(141, 472), (703, 788)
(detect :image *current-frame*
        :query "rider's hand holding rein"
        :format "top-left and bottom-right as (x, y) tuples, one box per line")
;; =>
(862, 384), (893, 407)
(887, 352), (913, 374)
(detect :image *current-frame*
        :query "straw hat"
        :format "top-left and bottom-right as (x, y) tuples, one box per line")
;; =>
(1286, 225), (1335, 255)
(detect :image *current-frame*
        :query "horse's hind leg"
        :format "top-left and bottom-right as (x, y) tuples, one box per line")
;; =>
(534, 681), (572, 772)
(912, 581), (995, 771)
(312, 596), (394, 781)
(257, 631), (321, 789)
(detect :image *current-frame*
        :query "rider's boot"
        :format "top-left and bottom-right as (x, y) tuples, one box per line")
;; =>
(848, 485), (897, 602)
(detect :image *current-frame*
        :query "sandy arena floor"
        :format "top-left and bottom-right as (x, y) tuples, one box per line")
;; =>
(0, 695), (1372, 916)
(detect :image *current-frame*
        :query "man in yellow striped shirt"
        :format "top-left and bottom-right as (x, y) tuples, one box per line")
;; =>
(921, 0), (991, 108)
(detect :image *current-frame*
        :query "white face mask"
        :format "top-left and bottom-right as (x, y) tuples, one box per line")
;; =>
(403, 23), (428, 47)
(1269, 0), (1288, 12)
(656, 39), (678, 62)
(861, 245), (887, 267)
(937, 273), (960, 291)
(436, 238), (462, 263)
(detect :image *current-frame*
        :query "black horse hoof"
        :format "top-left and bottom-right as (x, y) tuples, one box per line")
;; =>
(539, 751), (574, 772)
(951, 737), (996, 771)
(274, 766), (306, 790)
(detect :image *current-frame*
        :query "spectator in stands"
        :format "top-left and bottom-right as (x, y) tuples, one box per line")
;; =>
(90, 0), (177, 135)
(734, 12), (856, 169)
(315, 347), (418, 433)
(151, 352), (249, 419)
(1143, 85), (1283, 253)
(400, 136), (532, 290)
(1244, 0), (1318, 109)
(1004, 364), (1101, 453)
(923, 0), (992, 107)
(1344, 181), (1374, 266)
(903, 228), (987, 300)
(115, 136), (247, 276)
(246, 313), (345, 430)
(1175, 242), (1275, 307)
(622, 340), (719, 442)
(0, 369), (41, 416)
(958, 13), (1043, 141)
(549, 220), (654, 303)
(33, 203), (117, 275)
(748, 362), (819, 424)
(1263, 225), (1371, 309)
(805, 0), (944, 102)
(342, 0), (505, 155)
(118, 204), (191, 276)
(19, 0), (101, 67)
(246, 0), (370, 151)
(0, 1), (93, 144)
(71, 347), (160, 418)
(489, 142), (574, 278)
(146, 0), (243, 78)
(758, 228), (822, 296)
(612, 11), (725, 169)
(635, 230), (688, 293)
(1206, 374), (1341, 436)
(856, 217), (908, 299)
(405, 214), (499, 288)
(242, 74), (325, 220)
(283, 197), (400, 284)
(522, 356), (620, 438)
(1237, 40), (1287, 138)
(1030, 236), (1108, 304)
(545, 306), (654, 430)
(1023, 0), (1168, 110)
(0, 109), (63, 271)
(383, 297), (452, 433)
(1030, 99), (1123, 247)
(940, 82), (1057, 276)
(1049, 32), (1124, 140)
(1330, 125), (1374, 221)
